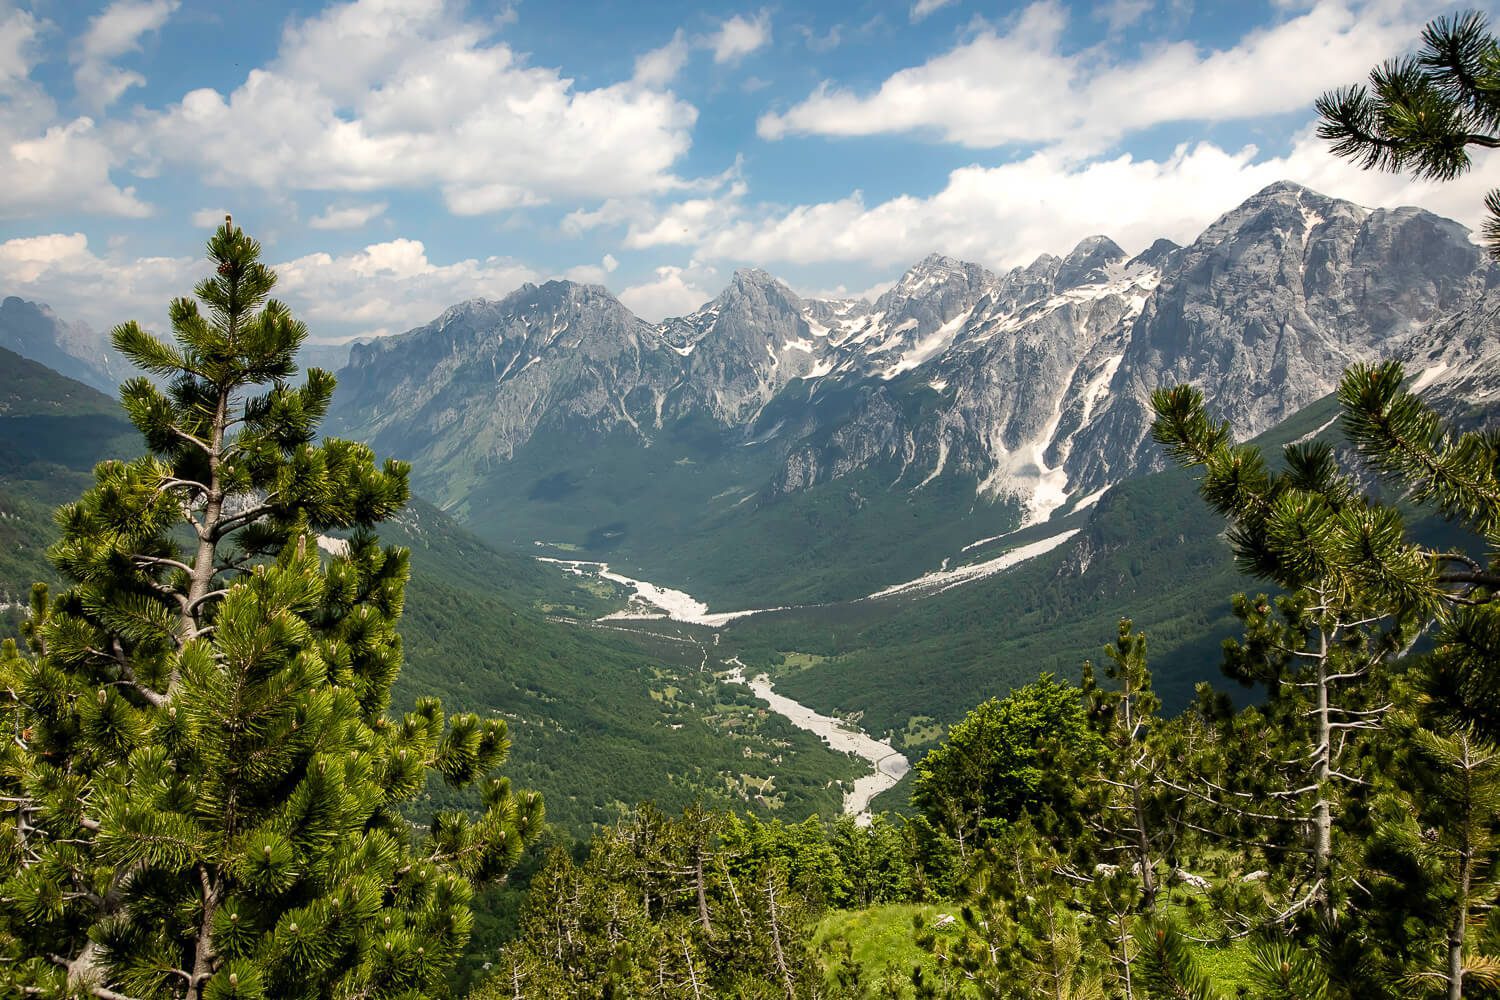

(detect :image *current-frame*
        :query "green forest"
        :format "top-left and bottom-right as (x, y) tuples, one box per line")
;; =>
(5, 11), (1500, 1000)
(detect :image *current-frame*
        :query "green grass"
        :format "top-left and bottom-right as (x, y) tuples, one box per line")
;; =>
(813, 899), (1257, 996)
(813, 903), (960, 998)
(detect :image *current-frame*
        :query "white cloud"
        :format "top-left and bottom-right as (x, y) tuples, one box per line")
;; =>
(910, 0), (958, 22)
(0, 231), (540, 341)
(634, 29), (689, 87)
(0, 232), (193, 329)
(0, 6), (42, 86)
(709, 11), (771, 64)
(74, 0), (179, 110)
(618, 262), (719, 320)
(272, 239), (540, 338)
(562, 254), (624, 284)
(623, 182), (747, 249)
(1096, 0), (1152, 31)
(795, 278), (896, 303)
(690, 129), (1500, 271)
(191, 208), (232, 228)
(1, 116), (152, 219)
(0, 7), (150, 219)
(135, 0), (698, 214)
(759, 0), (1428, 149)
(308, 201), (388, 230)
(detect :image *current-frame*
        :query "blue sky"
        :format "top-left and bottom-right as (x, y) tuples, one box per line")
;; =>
(1, 0), (1496, 344)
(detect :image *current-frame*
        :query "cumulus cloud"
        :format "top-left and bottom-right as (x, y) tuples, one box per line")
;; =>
(0, 233), (193, 329)
(134, 0), (698, 214)
(690, 130), (1500, 271)
(634, 29), (690, 86)
(623, 182), (748, 249)
(0, 231), (541, 341)
(619, 262), (720, 320)
(0, 116), (152, 219)
(271, 239), (540, 339)
(0, 5), (42, 86)
(910, 0), (958, 22)
(74, 0), (179, 110)
(0, 6), (150, 219)
(308, 201), (388, 230)
(562, 254), (625, 285)
(758, 0), (1428, 149)
(191, 208), (232, 228)
(709, 11), (771, 64)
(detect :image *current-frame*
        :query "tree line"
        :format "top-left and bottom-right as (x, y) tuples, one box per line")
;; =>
(2, 11), (1498, 998)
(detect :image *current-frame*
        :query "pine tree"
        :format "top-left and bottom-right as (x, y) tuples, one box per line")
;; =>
(0, 219), (541, 999)
(1134, 918), (1221, 1000)
(488, 807), (827, 999)
(1152, 384), (1437, 928)
(1336, 361), (1500, 735)
(1366, 720), (1500, 999)
(1316, 10), (1500, 256)
(916, 819), (1105, 1000)
(1080, 620), (1183, 914)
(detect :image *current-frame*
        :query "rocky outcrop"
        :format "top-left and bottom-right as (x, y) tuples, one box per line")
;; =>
(328, 181), (1497, 525)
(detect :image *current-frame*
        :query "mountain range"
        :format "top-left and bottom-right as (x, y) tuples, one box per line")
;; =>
(4, 178), (1498, 821)
(320, 180), (1496, 606)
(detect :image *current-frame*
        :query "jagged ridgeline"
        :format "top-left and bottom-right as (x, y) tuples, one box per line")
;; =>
(0, 358), (862, 833)
(326, 182), (1495, 609)
(6, 179), (1498, 830)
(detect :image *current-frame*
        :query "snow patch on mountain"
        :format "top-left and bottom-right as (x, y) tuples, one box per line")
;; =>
(868, 529), (1082, 599)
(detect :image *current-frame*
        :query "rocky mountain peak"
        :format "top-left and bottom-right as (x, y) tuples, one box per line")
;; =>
(1128, 238), (1180, 270)
(0, 295), (119, 392)
(1055, 235), (1126, 289)
(722, 268), (804, 312)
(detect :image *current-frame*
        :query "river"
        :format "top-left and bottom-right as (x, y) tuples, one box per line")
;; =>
(724, 659), (909, 825)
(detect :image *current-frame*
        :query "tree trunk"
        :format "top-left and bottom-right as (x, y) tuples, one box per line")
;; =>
(764, 874), (797, 1000)
(187, 866), (220, 1000)
(180, 384), (229, 652)
(695, 848), (713, 935)
(1448, 743), (1475, 1000)
(1313, 622), (1333, 925)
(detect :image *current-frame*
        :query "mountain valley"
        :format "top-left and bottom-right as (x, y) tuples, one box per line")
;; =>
(5, 180), (1498, 824)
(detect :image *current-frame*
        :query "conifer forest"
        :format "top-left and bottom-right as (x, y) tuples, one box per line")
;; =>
(3, 6), (1500, 999)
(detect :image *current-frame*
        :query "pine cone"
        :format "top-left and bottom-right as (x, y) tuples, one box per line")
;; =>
(217, 261), (234, 277)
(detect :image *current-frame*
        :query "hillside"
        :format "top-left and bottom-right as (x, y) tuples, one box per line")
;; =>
(0, 351), (862, 832)
(327, 182), (1496, 610)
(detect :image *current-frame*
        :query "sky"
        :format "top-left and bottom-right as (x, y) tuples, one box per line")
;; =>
(1, 0), (1497, 345)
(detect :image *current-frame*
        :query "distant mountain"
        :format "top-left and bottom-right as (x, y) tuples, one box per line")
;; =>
(0, 346), (135, 610)
(0, 350), (859, 831)
(327, 181), (1497, 604)
(0, 296), (123, 393)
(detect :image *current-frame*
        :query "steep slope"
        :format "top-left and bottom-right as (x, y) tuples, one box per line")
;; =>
(332, 281), (683, 504)
(0, 347), (135, 611)
(0, 349), (861, 831)
(328, 182), (1494, 607)
(1066, 182), (1495, 489)
(0, 296), (123, 393)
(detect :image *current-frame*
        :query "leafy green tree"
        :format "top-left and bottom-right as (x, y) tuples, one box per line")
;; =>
(0, 219), (540, 999)
(912, 676), (1101, 859)
(1316, 10), (1500, 255)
